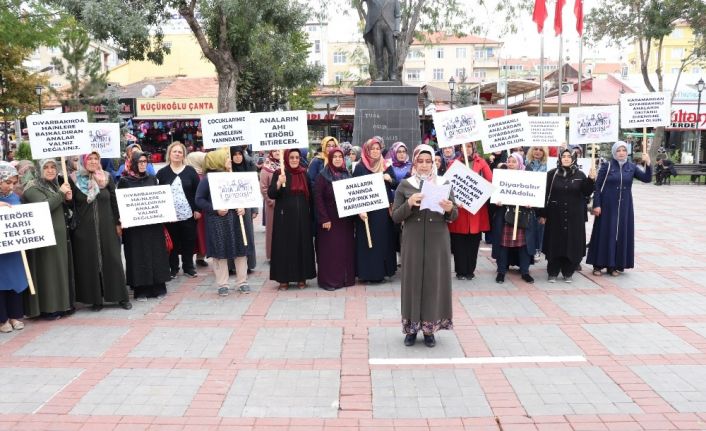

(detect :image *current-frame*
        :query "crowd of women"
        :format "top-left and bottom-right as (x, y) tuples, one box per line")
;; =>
(1, 135), (651, 349)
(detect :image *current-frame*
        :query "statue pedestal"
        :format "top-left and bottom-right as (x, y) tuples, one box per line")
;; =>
(352, 85), (420, 149)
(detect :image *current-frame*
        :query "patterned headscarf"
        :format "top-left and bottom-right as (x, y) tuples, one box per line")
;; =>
(262, 150), (281, 174)
(556, 148), (578, 177)
(319, 136), (339, 165)
(0, 161), (18, 182)
(411, 144), (437, 182)
(72, 151), (109, 203)
(361, 137), (388, 173)
(386, 141), (410, 168)
(508, 152), (526, 171)
(25, 159), (61, 197)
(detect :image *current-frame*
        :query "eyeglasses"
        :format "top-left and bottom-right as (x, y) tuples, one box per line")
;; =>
(138, 160), (148, 164)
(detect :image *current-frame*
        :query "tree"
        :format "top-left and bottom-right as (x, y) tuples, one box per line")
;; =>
(50, 22), (108, 112)
(55, 0), (320, 113)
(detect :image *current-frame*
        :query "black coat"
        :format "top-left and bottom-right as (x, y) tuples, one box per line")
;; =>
(267, 171), (316, 283)
(117, 175), (171, 287)
(537, 168), (594, 263)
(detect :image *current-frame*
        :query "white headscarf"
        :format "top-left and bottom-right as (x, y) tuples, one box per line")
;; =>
(612, 141), (629, 166)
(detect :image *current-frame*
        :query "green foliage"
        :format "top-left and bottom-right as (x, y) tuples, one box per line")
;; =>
(105, 87), (128, 156)
(0, 45), (49, 116)
(0, 0), (68, 50)
(15, 141), (32, 160)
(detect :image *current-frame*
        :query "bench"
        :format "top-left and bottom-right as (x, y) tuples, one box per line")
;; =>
(672, 163), (706, 184)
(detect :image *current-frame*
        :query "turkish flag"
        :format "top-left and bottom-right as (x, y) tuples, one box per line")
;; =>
(554, 0), (566, 36)
(532, 0), (548, 33)
(574, 0), (584, 35)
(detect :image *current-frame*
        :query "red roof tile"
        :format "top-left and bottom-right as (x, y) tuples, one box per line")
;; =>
(157, 77), (219, 98)
(412, 32), (501, 45)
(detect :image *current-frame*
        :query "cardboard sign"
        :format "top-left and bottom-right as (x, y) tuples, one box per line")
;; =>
(547, 157), (593, 177)
(250, 110), (309, 151)
(207, 172), (261, 210)
(332, 173), (389, 218)
(433, 105), (485, 148)
(0, 202), (57, 254)
(115, 185), (178, 228)
(87, 123), (121, 158)
(569, 105), (619, 145)
(201, 112), (250, 150)
(620, 92), (671, 128)
(26, 112), (91, 158)
(528, 117), (565, 146)
(480, 112), (532, 153)
(490, 169), (546, 208)
(442, 162), (493, 215)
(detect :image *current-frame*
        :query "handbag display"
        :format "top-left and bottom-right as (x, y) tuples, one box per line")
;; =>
(504, 206), (531, 229)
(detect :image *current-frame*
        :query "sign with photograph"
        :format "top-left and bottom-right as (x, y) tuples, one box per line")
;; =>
(432, 105), (485, 148)
(569, 105), (619, 145)
(0, 202), (56, 254)
(332, 173), (389, 218)
(207, 172), (261, 210)
(26, 112), (91, 158)
(87, 123), (121, 158)
(116, 185), (178, 228)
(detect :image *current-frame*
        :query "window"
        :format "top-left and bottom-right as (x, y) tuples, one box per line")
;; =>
(671, 67), (681, 75)
(475, 47), (495, 59)
(333, 52), (346, 64)
(308, 25), (318, 32)
(164, 41), (172, 49)
(432, 68), (444, 80)
(406, 49), (423, 59)
(456, 47), (467, 58)
(334, 72), (343, 84)
(455, 67), (466, 79)
(314, 40), (320, 54)
(672, 28), (683, 38)
(672, 48), (685, 59)
(434, 47), (444, 59)
(406, 69), (422, 81)
(621, 66), (629, 78)
(473, 70), (487, 79)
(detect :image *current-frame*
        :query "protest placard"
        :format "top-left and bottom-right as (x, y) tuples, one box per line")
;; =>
(620, 92), (671, 128)
(250, 110), (309, 151)
(208, 172), (261, 210)
(442, 162), (493, 214)
(432, 105), (485, 148)
(201, 112), (250, 149)
(490, 169), (547, 208)
(547, 157), (594, 177)
(26, 112), (91, 158)
(528, 117), (565, 147)
(569, 105), (619, 145)
(0, 202), (56, 254)
(479, 112), (532, 153)
(87, 123), (120, 158)
(115, 185), (177, 228)
(332, 173), (389, 218)
(420, 180), (451, 214)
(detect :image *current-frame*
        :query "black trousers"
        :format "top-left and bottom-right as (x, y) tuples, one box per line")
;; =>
(450, 233), (482, 277)
(547, 257), (578, 278)
(165, 218), (196, 272)
(0, 290), (24, 322)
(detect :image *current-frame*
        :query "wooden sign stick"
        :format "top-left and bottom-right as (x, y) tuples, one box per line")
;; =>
(642, 127), (648, 155)
(364, 217), (373, 248)
(280, 149), (286, 187)
(591, 143), (596, 168)
(512, 204), (520, 241)
(239, 213), (248, 247)
(463, 144), (470, 169)
(61, 156), (69, 185)
(20, 251), (36, 295)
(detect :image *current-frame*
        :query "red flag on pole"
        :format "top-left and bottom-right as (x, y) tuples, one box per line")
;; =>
(533, 0), (548, 33)
(554, 0), (566, 36)
(574, 0), (584, 35)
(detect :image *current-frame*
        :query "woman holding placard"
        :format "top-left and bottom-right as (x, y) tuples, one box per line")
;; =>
(195, 149), (254, 296)
(392, 144), (457, 348)
(537, 149), (596, 282)
(314, 147), (355, 290)
(117, 151), (171, 300)
(70, 151), (132, 311)
(259, 151), (281, 261)
(525, 146), (549, 261)
(447, 142), (492, 280)
(587, 141), (652, 276)
(0, 162), (27, 333)
(23, 159), (75, 318)
(230, 146), (258, 273)
(353, 137), (398, 283)
(490, 153), (537, 284)
(185, 151), (209, 267)
(268, 148), (316, 290)
(308, 136), (339, 184)
(156, 141), (201, 279)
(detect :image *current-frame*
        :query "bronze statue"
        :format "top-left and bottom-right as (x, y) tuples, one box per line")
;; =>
(363, 0), (401, 81)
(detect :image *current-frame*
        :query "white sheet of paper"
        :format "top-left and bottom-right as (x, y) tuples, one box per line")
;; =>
(420, 181), (451, 214)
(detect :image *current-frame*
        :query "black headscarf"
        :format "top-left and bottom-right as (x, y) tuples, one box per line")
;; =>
(230, 146), (256, 172)
(556, 148), (578, 178)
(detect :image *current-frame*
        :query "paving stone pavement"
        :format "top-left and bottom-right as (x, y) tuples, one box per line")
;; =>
(2, 184), (706, 430)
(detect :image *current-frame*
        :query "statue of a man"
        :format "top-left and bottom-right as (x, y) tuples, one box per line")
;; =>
(362, 0), (401, 81)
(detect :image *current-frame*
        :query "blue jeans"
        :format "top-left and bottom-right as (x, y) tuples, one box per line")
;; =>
(496, 246), (531, 275)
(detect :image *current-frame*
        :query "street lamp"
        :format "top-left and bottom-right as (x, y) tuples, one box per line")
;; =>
(695, 77), (704, 164)
(448, 76), (456, 110)
(35, 85), (44, 114)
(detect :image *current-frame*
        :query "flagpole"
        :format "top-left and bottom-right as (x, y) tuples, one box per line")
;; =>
(539, 33), (545, 116)
(557, 35), (563, 117)
(577, 34), (583, 107)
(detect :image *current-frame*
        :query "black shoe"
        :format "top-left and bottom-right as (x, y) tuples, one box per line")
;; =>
(423, 334), (436, 347)
(495, 273), (505, 283)
(170, 269), (178, 279)
(119, 300), (133, 310)
(92, 304), (103, 312)
(196, 259), (208, 267)
(322, 286), (337, 292)
(456, 274), (467, 280)
(247, 268), (253, 274)
(521, 273), (535, 284)
(468, 273), (475, 280)
(404, 333), (417, 346)
(184, 269), (197, 278)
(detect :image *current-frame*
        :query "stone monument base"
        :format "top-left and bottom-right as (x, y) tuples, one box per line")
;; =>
(352, 85), (420, 149)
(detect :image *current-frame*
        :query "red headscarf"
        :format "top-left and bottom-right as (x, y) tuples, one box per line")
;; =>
(284, 149), (309, 200)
